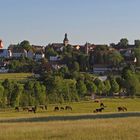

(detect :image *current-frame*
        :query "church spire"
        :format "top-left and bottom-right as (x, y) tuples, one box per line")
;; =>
(63, 33), (69, 46)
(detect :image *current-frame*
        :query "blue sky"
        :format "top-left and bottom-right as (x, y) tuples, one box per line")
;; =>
(0, 0), (140, 48)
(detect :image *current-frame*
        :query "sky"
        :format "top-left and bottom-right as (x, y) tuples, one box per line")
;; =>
(0, 0), (140, 48)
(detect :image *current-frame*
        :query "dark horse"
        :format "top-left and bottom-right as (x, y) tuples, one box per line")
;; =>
(118, 106), (127, 112)
(54, 106), (59, 111)
(93, 107), (104, 113)
(15, 106), (19, 112)
(60, 107), (64, 110)
(100, 102), (107, 108)
(65, 106), (72, 110)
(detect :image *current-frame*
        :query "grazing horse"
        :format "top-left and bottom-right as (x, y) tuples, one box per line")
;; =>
(94, 100), (100, 103)
(60, 107), (64, 110)
(118, 106), (127, 112)
(65, 106), (72, 111)
(15, 107), (19, 112)
(22, 107), (29, 111)
(100, 102), (107, 108)
(38, 105), (45, 110)
(93, 107), (104, 113)
(44, 105), (47, 110)
(54, 106), (59, 111)
(28, 106), (37, 113)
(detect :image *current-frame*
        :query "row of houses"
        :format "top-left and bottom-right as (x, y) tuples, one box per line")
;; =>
(0, 45), (45, 60)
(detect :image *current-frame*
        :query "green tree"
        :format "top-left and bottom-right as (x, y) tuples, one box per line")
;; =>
(134, 40), (140, 47)
(110, 77), (119, 95)
(119, 38), (128, 47)
(20, 40), (32, 51)
(123, 70), (140, 96)
(94, 78), (105, 95)
(76, 80), (87, 98)
(11, 83), (23, 107)
(0, 84), (5, 107)
(108, 51), (124, 67)
(104, 80), (111, 95)
(134, 47), (140, 66)
(86, 81), (97, 94)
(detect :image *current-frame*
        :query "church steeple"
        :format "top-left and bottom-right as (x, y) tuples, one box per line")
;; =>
(63, 33), (69, 46)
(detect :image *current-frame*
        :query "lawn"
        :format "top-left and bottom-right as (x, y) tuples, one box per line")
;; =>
(0, 98), (140, 140)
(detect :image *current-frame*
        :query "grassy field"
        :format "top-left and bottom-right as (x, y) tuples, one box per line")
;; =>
(0, 73), (33, 80)
(0, 98), (140, 140)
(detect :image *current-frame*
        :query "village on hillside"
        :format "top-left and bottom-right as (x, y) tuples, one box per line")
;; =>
(0, 33), (139, 74)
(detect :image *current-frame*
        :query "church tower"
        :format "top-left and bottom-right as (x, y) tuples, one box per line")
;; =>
(63, 33), (69, 46)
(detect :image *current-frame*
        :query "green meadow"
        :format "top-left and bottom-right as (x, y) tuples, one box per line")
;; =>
(0, 73), (33, 80)
(0, 98), (140, 140)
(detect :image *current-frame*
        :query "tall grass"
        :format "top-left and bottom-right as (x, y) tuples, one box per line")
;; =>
(0, 117), (139, 140)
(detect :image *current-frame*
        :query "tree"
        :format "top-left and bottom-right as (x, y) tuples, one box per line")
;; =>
(123, 70), (140, 96)
(0, 84), (5, 107)
(108, 51), (124, 67)
(33, 81), (46, 105)
(20, 40), (32, 51)
(11, 83), (23, 107)
(134, 40), (140, 47)
(94, 78), (105, 95)
(45, 47), (58, 59)
(119, 38), (128, 47)
(104, 80), (111, 95)
(86, 81), (97, 94)
(72, 61), (80, 72)
(76, 80), (87, 98)
(109, 77), (119, 95)
(134, 47), (140, 66)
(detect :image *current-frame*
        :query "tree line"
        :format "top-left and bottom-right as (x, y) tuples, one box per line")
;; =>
(0, 65), (140, 108)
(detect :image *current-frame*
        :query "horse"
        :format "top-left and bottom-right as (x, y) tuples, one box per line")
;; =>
(94, 99), (100, 103)
(28, 106), (37, 113)
(22, 107), (29, 111)
(93, 107), (104, 113)
(117, 106), (127, 112)
(65, 106), (72, 111)
(100, 102), (107, 108)
(44, 105), (47, 110)
(15, 106), (19, 112)
(60, 107), (64, 110)
(38, 105), (45, 110)
(54, 106), (59, 111)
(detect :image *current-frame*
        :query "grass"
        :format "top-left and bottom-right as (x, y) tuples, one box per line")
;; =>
(0, 117), (139, 140)
(0, 73), (33, 80)
(0, 98), (140, 140)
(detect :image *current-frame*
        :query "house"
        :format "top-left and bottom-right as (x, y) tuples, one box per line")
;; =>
(49, 55), (61, 62)
(12, 47), (27, 58)
(0, 49), (12, 58)
(49, 43), (64, 52)
(27, 49), (35, 59)
(34, 51), (45, 60)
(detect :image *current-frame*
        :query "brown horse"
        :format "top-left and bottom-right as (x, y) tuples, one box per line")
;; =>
(117, 106), (127, 112)
(54, 106), (59, 111)
(60, 107), (64, 110)
(28, 106), (37, 113)
(65, 106), (72, 111)
(15, 107), (20, 112)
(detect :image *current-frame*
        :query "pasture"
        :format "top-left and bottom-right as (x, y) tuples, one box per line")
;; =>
(0, 73), (33, 80)
(0, 98), (140, 140)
